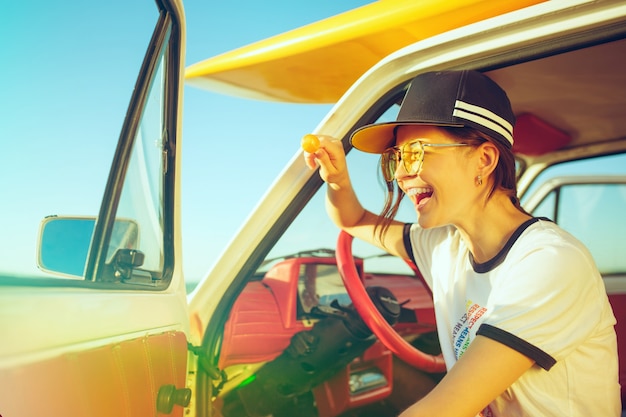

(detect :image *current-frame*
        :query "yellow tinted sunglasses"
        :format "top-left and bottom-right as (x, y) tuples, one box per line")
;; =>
(381, 140), (469, 182)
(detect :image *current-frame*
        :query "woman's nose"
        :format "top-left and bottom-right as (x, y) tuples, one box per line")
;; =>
(394, 159), (417, 181)
(394, 161), (407, 180)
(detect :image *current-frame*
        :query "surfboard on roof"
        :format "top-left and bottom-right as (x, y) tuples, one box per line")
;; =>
(184, 0), (545, 104)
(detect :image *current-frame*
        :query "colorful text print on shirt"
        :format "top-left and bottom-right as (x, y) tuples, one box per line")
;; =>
(452, 300), (487, 358)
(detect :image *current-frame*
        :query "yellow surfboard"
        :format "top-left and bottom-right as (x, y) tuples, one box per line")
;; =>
(185, 0), (544, 104)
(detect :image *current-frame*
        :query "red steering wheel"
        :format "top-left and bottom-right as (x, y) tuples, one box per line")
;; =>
(336, 230), (446, 373)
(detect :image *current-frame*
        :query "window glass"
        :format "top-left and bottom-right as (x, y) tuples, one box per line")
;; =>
(112, 40), (169, 275)
(260, 100), (415, 277)
(521, 153), (626, 203)
(530, 190), (556, 220)
(556, 183), (626, 275)
(523, 153), (626, 275)
(1, 1), (158, 281)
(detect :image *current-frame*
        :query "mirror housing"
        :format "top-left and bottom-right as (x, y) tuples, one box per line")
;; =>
(37, 216), (139, 278)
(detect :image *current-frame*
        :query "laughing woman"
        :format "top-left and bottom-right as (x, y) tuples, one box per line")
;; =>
(304, 70), (620, 417)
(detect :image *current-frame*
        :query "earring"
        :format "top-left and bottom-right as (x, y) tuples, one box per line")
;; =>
(475, 175), (483, 186)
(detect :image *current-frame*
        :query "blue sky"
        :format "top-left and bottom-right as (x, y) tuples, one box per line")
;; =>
(2, 0), (371, 281)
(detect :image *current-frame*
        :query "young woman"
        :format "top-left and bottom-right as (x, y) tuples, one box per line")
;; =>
(304, 70), (620, 416)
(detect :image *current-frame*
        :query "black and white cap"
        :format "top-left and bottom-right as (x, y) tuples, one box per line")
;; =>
(350, 70), (516, 153)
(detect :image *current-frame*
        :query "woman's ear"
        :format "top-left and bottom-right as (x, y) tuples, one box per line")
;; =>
(476, 141), (499, 177)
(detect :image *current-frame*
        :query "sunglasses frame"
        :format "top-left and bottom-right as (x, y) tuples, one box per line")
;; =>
(381, 140), (469, 182)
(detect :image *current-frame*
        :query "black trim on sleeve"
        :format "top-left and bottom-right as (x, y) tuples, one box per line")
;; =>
(402, 223), (416, 265)
(477, 324), (556, 370)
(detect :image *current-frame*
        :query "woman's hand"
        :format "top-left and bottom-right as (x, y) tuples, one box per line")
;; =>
(302, 133), (408, 257)
(303, 135), (351, 191)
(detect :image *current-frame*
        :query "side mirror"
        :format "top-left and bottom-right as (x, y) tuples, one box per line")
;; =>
(37, 216), (139, 278)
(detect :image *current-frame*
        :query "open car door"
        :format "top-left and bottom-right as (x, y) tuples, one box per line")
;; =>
(0, 1), (190, 416)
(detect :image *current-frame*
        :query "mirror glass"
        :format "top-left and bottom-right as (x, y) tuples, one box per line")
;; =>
(38, 217), (139, 278)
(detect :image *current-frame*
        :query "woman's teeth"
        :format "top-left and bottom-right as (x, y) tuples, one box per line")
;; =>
(406, 187), (432, 197)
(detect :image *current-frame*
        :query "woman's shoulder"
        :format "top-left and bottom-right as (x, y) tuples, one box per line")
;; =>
(512, 218), (597, 273)
(522, 218), (586, 249)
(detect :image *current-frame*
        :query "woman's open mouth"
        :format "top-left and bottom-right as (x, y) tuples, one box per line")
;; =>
(406, 187), (433, 208)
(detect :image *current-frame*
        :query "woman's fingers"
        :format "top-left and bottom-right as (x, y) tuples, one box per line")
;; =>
(302, 134), (350, 188)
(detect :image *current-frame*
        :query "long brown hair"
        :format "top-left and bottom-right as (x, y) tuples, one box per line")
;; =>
(374, 126), (529, 242)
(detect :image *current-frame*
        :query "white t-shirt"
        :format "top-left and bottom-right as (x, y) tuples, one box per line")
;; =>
(404, 218), (621, 416)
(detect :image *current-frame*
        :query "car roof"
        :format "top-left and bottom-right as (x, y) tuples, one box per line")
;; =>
(490, 37), (626, 156)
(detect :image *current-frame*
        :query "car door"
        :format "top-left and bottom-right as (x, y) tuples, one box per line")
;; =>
(0, 1), (190, 416)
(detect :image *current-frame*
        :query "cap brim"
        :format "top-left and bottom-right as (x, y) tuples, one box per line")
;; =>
(350, 121), (464, 154)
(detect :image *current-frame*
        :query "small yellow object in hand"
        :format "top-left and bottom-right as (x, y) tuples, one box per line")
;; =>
(301, 134), (320, 153)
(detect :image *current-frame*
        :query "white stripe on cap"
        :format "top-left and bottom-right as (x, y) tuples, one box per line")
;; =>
(453, 100), (514, 145)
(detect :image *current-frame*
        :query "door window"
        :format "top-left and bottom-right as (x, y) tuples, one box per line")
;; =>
(523, 153), (626, 276)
